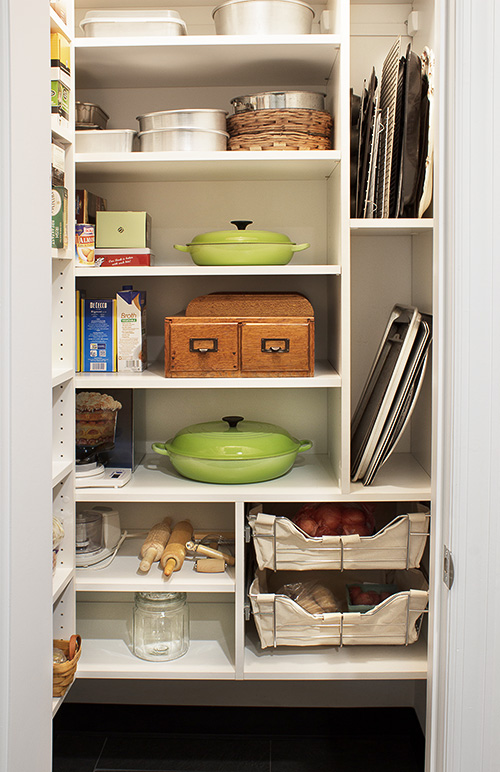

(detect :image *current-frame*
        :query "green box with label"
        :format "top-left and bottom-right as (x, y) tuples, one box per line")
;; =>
(52, 186), (68, 249)
(51, 79), (70, 121)
(96, 211), (152, 249)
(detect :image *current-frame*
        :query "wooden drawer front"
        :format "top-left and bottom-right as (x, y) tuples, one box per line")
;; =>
(240, 322), (313, 375)
(166, 321), (239, 376)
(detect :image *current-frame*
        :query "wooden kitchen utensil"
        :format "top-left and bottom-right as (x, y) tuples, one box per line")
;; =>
(160, 520), (193, 577)
(186, 540), (235, 566)
(139, 517), (172, 573)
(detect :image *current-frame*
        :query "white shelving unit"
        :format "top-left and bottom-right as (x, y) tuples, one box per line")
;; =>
(67, 0), (435, 749)
(51, 0), (76, 716)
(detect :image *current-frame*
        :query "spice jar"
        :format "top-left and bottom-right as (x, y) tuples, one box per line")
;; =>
(133, 592), (189, 662)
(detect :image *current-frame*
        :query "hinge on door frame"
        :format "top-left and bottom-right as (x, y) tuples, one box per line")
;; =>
(443, 545), (455, 590)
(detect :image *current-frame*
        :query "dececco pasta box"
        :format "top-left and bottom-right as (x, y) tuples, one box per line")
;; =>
(81, 298), (116, 372)
(116, 286), (147, 372)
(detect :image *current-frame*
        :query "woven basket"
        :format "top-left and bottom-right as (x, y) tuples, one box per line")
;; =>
(227, 108), (333, 151)
(53, 635), (81, 697)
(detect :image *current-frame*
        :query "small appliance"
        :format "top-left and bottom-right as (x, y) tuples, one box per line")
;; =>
(76, 506), (123, 567)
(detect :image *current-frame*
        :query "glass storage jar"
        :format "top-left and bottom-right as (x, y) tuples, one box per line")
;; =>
(133, 592), (189, 662)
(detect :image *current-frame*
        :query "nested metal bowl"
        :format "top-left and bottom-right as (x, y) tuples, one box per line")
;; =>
(231, 91), (326, 113)
(138, 127), (229, 152)
(137, 109), (228, 133)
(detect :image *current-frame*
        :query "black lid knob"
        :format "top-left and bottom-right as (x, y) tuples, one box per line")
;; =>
(230, 220), (253, 231)
(222, 416), (244, 428)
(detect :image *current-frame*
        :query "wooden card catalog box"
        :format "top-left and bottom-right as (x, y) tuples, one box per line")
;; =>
(164, 292), (315, 378)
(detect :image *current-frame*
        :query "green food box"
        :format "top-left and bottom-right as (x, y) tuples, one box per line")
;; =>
(52, 186), (68, 249)
(96, 211), (151, 249)
(51, 79), (70, 121)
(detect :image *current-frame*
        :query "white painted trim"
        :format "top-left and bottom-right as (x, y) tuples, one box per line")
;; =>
(435, 0), (500, 770)
(0, 0), (11, 768)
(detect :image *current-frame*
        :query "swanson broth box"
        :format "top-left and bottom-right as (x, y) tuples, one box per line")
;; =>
(82, 298), (116, 372)
(116, 286), (147, 372)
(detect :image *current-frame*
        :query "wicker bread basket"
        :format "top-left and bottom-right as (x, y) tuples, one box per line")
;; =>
(227, 108), (333, 151)
(53, 635), (81, 697)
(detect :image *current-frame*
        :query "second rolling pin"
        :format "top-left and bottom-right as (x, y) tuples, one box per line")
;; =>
(186, 541), (235, 566)
(160, 520), (193, 577)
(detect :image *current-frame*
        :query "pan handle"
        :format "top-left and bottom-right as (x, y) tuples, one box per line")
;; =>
(297, 440), (313, 453)
(291, 243), (310, 253)
(173, 244), (190, 252)
(152, 442), (170, 456)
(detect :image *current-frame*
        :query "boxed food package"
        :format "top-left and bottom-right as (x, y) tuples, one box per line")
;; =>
(81, 298), (116, 372)
(75, 189), (107, 225)
(51, 141), (65, 186)
(75, 224), (95, 265)
(75, 289), (85, 372)
(50, 32), (71, 74)
(116, 286), (147, 372)
(52, 186), (68, 249)
(75, 389), (136, 470)
(95, 248), (154, 267)
(51, 78), (70, 121)
(96, 211), (151, 249)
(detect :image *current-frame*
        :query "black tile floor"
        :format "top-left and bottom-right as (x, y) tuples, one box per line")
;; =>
(53, 704), (425, 772)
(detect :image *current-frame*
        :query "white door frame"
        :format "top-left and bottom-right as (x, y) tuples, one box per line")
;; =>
(432, 0), (500, 770)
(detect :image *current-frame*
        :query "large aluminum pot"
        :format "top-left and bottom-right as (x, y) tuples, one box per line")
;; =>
(138, 127), (228, 152)
(152, 415), (313, 484)
(173, 219), (310, 265)
(137, 109), (228, 133)
(212, 0), (315, 35)
(231, 91), (326, 113)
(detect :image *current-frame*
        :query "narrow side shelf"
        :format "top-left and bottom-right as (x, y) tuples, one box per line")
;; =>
(53, 565), (74, 603)
(75, 265), (342, 278)
(350, 219), (434, 236)
(52, 460), (74, 487)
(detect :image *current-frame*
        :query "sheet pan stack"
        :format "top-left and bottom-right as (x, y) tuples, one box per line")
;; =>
(351, 38), (434, 219)
(351, 305), (432, 485)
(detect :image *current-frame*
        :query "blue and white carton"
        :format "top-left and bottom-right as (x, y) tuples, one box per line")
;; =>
(82, 298), (116, 372)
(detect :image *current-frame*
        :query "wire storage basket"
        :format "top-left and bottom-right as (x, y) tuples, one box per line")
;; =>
(249, 569), (429, 648)
(226, 108), (333, 150)
(247, 504), (430, 571)
(53, 635), (82, 697)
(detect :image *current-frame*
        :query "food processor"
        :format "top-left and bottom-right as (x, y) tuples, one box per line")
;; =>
(75, 506), (124, 567)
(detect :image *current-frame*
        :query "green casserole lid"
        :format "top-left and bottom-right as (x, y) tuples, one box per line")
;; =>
(164, 416), (307, 460)
(187, 220), (295, 246)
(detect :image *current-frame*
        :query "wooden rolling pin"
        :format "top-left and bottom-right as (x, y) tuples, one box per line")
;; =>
(160, 520), (193, 577)
(139, 517), (172, 573)
(186, 541), (235, 566)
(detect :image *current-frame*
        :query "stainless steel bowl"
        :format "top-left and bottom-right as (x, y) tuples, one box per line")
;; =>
(75, 102), (109, 129)
(138, 127), (229, 152)
(137, 109), (227, 133)
(212, 0), (314, 34)
(231, 91), (326, 113)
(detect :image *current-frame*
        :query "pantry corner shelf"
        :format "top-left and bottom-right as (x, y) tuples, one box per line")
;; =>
(75, 534), (236, 593)
(53, 565), (74, 603)
(75, 34), (341, 89)
(75, 150), (341, 183)
(74, 360), (341, 389)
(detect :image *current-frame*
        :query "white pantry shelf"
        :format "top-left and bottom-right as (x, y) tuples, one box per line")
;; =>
(75, 150), (340, 183)
(52, 367), (74, 388)
(75, 535), (236, 593)
(76, 600), (235, 679)
(75, 360), (341, 389)
(350, 218), (434, 236)
(74, 452), (430, 504)
(52, 460), (74, 487)
(75, 35), (341, 89)
(244, 630), (428, 680)
(75, 264), (342, 278)
(53, 565), (74, 603)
